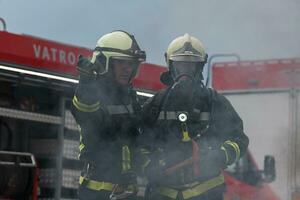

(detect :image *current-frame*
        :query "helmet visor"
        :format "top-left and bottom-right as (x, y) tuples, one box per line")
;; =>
(170, 54), (206, 62)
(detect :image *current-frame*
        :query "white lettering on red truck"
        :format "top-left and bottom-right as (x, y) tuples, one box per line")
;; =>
(33, 44), (76, 65)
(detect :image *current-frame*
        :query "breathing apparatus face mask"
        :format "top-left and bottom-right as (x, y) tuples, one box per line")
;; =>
(170, 61), (201, 82)
(167, 61), (206, 106)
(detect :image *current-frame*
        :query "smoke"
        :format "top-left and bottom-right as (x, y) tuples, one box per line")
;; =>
(1, 0), (299, 64)
(165, 0), (300, 61)
(1, 1), (299, 199)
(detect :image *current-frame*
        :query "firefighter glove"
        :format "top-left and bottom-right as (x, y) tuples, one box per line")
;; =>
(77, 55), (98, 81)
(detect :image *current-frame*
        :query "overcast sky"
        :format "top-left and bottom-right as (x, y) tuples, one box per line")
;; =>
(1, 0), (300, 65)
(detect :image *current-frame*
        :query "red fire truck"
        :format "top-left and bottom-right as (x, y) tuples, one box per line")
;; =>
(0, 27), (280, 199)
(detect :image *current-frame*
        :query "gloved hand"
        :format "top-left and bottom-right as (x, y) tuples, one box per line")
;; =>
(76, 55), (98, 81)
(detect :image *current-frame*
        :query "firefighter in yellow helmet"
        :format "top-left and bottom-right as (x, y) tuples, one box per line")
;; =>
(140, 34), (249, 200)
(71, 30), (146, 200)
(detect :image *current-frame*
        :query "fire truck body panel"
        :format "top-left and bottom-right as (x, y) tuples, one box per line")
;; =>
(0, 31), (91, 77)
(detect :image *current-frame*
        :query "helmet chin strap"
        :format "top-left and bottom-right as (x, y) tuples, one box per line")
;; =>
(126, 64), (140, 86)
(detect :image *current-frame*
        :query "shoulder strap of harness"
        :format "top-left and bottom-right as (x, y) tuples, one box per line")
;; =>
(129, 88), (142, 114)
(146, 87), (171, 125)
(205, 87), (217, 124)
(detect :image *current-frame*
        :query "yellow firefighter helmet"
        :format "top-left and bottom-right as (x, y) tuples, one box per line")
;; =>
(91, 30), (146, 75)
(165, 33), (207, 81)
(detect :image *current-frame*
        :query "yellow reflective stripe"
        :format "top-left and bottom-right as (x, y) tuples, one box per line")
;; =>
(79, 143), (85, 151)
(182, 174), (224, 199)
(78, 129), (85, 159)
(79, 176), (84, 184)
(158, 186), (178, 199)
(225, 140), (241, 161)
(72, 96), (100, 112)
(182, 130), (191, 142)
(159, 159), (166, 167)
(73, 95), (100, 112)
(79, 176), (115, 191)
(127, 184), (138, 193)
(142, 158), (151, 170)
(157, 174), (224, 199)
(79, 130), (85, 152)
(141, 148), (151, 173)
(122, 145), (131, 172)
(141, 148), (150, 154)
(221, 146), (229, 164)
(181, 123), (191, 142)
(232, 142), (240, 159)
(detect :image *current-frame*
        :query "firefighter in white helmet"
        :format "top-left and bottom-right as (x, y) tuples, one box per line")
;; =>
(140, 34), (249, 200)
(71, 30), (146, 200)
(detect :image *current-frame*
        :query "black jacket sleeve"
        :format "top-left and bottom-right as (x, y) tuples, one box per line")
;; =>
(210, 90), (249, 165)
(71, 79), (107, 162)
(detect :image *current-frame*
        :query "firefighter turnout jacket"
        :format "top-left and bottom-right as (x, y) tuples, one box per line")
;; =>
(140, 80), (249, 200)
(71, 77), (141, 194)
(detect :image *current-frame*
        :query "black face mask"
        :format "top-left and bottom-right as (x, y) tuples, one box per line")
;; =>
(170, 61), (205, 82)
(163, 61), (205, 110)
(172, 61), (197, 77)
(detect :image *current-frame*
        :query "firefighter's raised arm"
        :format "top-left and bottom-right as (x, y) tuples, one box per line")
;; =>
(71, 30), (146, 200)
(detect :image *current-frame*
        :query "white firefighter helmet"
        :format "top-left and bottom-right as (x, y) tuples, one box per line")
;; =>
(165, 33), (207, 80)
(91, 30), (146, 75)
